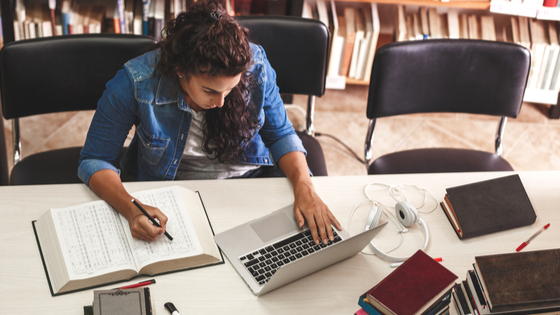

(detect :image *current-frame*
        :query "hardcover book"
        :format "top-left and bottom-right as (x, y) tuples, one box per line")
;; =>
(452, 282), (471, 315)
(365, 250), (457, 315)
(474, 249), (560, 313)
(440, 174), (536, 239)
(33, 185), (223, 296)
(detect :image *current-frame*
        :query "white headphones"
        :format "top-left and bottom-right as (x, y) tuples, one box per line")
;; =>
(365, 200), (430, 262)
(348, 183), (435, 263)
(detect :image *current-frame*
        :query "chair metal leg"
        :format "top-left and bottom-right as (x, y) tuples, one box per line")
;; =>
(305, 95), (315, 136)
(12, 118), (21, 165)
(495, 116), (507, 156)
(365, 118), (377, 169)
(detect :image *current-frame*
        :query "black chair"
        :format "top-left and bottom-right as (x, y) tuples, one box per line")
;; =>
(237, 15), (329, 176)
(365, 40), (531, 174)
(0, 34), (155, 185)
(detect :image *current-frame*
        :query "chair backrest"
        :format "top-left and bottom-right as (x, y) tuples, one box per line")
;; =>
(236, 16), (329, 97)
(366, 40), (531, 119)
(236, 16), (330, 175)
(0, 34), (155, 119)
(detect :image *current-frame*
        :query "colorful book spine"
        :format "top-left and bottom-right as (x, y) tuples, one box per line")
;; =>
(357, 293), (382, 315)
(118, 0), (126, 33)
(143, 0), (151, 35)
(61, 0), (71, 35)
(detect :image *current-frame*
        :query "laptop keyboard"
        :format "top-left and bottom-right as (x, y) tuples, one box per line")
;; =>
(238, 229), (342, 286)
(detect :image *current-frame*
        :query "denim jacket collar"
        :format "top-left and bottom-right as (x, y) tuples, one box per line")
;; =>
(154, 72), (193, 113)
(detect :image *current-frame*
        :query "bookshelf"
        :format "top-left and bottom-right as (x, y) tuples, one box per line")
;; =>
(313, 0), (560, 118)
(0, 0), (558, 118)
(336, 0), (491, 10)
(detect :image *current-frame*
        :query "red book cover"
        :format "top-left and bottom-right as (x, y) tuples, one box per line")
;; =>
(543, 0), (558, 7)
(366, 250), (457, 315)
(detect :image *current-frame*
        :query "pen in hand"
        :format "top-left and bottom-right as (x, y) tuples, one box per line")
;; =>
(131, 199), (173, 241)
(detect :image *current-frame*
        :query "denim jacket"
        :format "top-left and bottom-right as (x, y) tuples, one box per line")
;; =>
(78, 43), (305, 185)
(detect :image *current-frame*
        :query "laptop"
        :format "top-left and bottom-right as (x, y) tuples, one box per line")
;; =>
(214, 204), (387, 295)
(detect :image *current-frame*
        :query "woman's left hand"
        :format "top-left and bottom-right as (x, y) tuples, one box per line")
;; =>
(292, 181), (342, 246)
(278, 151), (342, 245)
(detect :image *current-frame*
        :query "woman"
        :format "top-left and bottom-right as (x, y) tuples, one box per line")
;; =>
(78, 0), (341, 245)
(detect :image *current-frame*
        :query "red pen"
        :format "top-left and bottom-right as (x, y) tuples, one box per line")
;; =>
(516, 223), (550, 252)
(113, 279), (156, 290)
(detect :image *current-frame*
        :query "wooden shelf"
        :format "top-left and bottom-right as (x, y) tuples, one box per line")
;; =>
(346, 78), (370, 85)
(334, 0), (490, 10)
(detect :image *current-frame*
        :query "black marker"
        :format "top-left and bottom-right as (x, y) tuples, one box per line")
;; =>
(165, 302), (180, 315)
(132, 199), (173, 241)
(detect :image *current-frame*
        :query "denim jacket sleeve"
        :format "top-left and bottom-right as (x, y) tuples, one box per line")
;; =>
(253, 45), (306, 164)
(78, 67), (138, 185)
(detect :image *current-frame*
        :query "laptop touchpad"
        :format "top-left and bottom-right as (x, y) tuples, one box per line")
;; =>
(250, 210), (297, 243)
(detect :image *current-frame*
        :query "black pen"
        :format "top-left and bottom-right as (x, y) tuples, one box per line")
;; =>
(131, 199), (173, 241)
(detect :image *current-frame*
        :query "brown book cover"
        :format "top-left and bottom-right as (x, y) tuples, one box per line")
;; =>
(474, 249), (560, 313)
(366, 250), (457, 315)
(440, 174), (536, 240)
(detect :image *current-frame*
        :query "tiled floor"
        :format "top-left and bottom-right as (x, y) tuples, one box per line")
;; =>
(2, 84), (560, 178)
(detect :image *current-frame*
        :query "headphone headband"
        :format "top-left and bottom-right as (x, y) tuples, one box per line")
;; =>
(367, 202), (430, 262)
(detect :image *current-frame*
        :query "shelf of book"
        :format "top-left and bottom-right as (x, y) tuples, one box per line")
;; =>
(346, 77), (370, 85)
(336, 0), (491, 10)
(313, 0), (560, 118)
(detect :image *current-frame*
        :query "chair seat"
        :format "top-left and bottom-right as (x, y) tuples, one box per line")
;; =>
(297, 131), (327, 176)
(9, 139), (325, 185)
(368, 148), (514, 175)
(10, 147), (84, 185)
(10, 147), (132, 185)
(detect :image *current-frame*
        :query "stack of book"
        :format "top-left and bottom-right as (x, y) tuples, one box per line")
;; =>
(356, 250), (457, 315)
(453, 248), (560, 315)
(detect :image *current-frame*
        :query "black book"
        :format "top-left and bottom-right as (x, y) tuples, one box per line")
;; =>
(466, 270), (488, 315)
(461, 280), (478, 315)
(465, 266), (560, 315)
(425, 291), (453, 315)
(452, 283), (467, 315)
(474, 249), (560, 313)
(454, 282), (472, 315)
(440, 174), (536, 239)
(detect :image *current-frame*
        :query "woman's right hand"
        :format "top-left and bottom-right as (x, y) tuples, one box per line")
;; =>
(128, 202), (169, 242)
(88, 169), (169, 242)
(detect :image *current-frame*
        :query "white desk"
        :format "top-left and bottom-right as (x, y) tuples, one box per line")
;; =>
(1, 171), (559, 315)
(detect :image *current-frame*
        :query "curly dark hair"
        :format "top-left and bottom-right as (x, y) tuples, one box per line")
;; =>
(154, 0), (256, 163)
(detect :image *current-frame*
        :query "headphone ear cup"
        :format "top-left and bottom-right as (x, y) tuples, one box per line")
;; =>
(395, 201), (418, 227)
